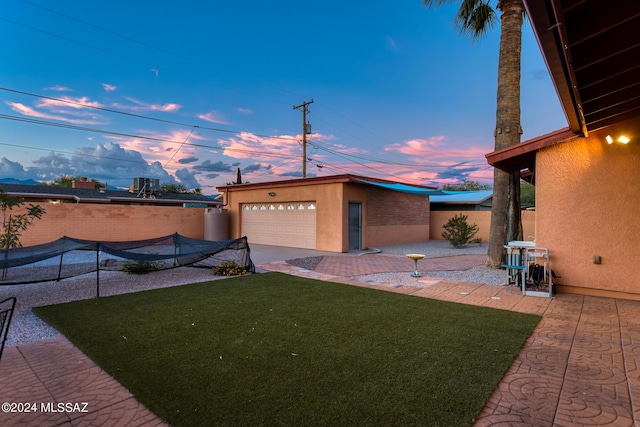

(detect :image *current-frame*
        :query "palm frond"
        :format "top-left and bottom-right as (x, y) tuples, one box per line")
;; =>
(421, 0), (460, 9)
(455, 2), (497, 41)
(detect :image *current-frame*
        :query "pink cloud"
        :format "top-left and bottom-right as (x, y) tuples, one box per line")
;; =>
(6, 101), (104, 125)
(102, 83), (117, 92)
(110, 128), (207, 169)
(385, 136), (489, 160)
(114, 97), (181, 113)
(37, 96), (103, 110)
(197, 110), (230, 125)
(219, 132), (299, 161)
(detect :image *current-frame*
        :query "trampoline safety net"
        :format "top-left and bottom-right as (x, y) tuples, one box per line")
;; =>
(0, 233), (255, 286)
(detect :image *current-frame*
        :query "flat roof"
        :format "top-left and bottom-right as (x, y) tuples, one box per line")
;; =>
(217, 174), (439, 192)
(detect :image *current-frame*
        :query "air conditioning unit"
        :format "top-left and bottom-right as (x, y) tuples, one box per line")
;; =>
(133, 177), (160, 192)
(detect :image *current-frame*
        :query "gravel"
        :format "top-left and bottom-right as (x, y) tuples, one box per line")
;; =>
(2, 241), (504, 348)
(350, 241), (505, 288)
(287, 241), (505, 288)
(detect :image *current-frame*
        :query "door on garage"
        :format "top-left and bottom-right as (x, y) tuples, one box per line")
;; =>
(241, 202), (316, 249)
(348, 202), (362, 251)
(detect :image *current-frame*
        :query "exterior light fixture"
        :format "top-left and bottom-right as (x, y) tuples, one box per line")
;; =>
(605, 134), (631, 144)
(268, 192), (276, 197)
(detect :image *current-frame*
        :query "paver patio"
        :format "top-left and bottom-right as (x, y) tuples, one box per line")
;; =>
(1, 253), (639, 426)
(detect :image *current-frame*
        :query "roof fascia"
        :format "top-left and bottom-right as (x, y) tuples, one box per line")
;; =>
(217, 174), (438, 192)
(485, 127), (579, 170)
(523, 0), (584, 133)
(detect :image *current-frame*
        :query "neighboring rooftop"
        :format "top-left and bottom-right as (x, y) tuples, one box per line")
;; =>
(430, 190), (493, 211)
(0, 183), (221, 207)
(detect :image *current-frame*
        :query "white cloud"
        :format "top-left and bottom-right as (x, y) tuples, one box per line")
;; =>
(0, 157), (28, 177)
(175, 168), (200, 189)
(236, 107), (253, 114)
(102, 83), (117, 92)
(197, 110), (230, 125)
(386, 36), (397, 51)
(45, 85), (72, 92)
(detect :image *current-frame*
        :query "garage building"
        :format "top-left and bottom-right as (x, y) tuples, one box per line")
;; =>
(217, 174), (442, 252)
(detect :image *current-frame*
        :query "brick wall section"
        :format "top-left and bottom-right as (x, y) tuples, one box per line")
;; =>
(366, 187), (429, 226)
(8, 204), (205, 246)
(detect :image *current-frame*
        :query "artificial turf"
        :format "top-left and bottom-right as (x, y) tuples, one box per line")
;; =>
(34, 272), (540, 426)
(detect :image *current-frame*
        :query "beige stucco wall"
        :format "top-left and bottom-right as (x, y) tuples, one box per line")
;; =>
(429, 210), (536, 243)
(223, 182), (348, 252)
(535, 123), (640, 299)
(9, 203), (205, 246)
(223, 181), (432, 252)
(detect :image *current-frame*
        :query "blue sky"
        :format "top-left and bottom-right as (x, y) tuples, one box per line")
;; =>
(0, 0), (567, 194)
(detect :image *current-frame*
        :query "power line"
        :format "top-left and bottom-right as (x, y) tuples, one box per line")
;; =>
(11, 1), (400, 154)
(0, 114), (300, 161)
(0, 87), (298, 142)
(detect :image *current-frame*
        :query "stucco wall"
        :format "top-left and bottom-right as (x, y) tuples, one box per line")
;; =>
(8, 203), (206, 246)
(223, 182), (348, 252)
(429, 210), (536, 243)
(535, 125), (640, 299)
(223, 181), (433, 252)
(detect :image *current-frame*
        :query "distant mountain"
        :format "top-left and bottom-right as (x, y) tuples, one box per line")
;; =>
(0, 178), (40, 185)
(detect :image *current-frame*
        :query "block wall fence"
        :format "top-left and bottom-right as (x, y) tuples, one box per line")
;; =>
(8, 203), (536, 248)
(429, 210), (536, 243)
(9, 204), (206, 246)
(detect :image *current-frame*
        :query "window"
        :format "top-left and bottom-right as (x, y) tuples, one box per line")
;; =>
(259, 205), (266, 210)
(243, 205), (250, 211)
(278, 204), (285, 210)
(268, 204), (275, 210)
(297, 204), (305, 210)
(287, 204), (294, 210)
(251, 205), (258, 210)
(308, 203), (316, 210)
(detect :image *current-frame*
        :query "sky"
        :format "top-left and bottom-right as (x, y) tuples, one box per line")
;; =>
(0, 0), (567, 195)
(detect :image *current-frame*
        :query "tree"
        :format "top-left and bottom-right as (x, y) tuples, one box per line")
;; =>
(47, 175), (104, 189)
(442, 179), (491, 191)
(422, 0), (524, 268)
(442, 214), (479, 248)
(0, 189), (46, 279)
(159, 183), (203, 194)
(160, 182), (189, 194)
(520, 180), (535, 207)
(226, 168), (249, 186)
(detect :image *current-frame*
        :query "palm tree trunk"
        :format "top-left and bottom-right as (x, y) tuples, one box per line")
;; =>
(487, 0), (524, 268)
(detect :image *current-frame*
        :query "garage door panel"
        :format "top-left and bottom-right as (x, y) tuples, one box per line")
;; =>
(241, 202), (316, 249)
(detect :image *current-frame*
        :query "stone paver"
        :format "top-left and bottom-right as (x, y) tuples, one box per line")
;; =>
(0, 339), (169, 427)
(2, 252), (639, 426)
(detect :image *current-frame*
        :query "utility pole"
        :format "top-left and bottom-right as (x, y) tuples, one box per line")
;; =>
(293, 99), (313, 178)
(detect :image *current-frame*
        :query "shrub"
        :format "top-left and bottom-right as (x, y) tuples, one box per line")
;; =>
(120, 259), (162, 274)
(442, 214), (479, 248)
(213, 261), (247, 276)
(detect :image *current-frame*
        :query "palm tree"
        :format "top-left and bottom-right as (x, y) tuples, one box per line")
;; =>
(421, 0), (524, 268)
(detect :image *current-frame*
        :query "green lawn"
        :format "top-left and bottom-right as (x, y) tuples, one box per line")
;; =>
(34, 272), (539, 427)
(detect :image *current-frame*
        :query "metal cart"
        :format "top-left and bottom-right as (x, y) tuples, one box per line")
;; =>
(503, 241), (553, 298)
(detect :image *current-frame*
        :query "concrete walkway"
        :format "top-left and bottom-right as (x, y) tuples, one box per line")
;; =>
(2, 253), (640, 426)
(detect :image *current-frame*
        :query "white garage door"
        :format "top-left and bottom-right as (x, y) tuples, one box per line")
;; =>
(241, 202), (316, 249)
